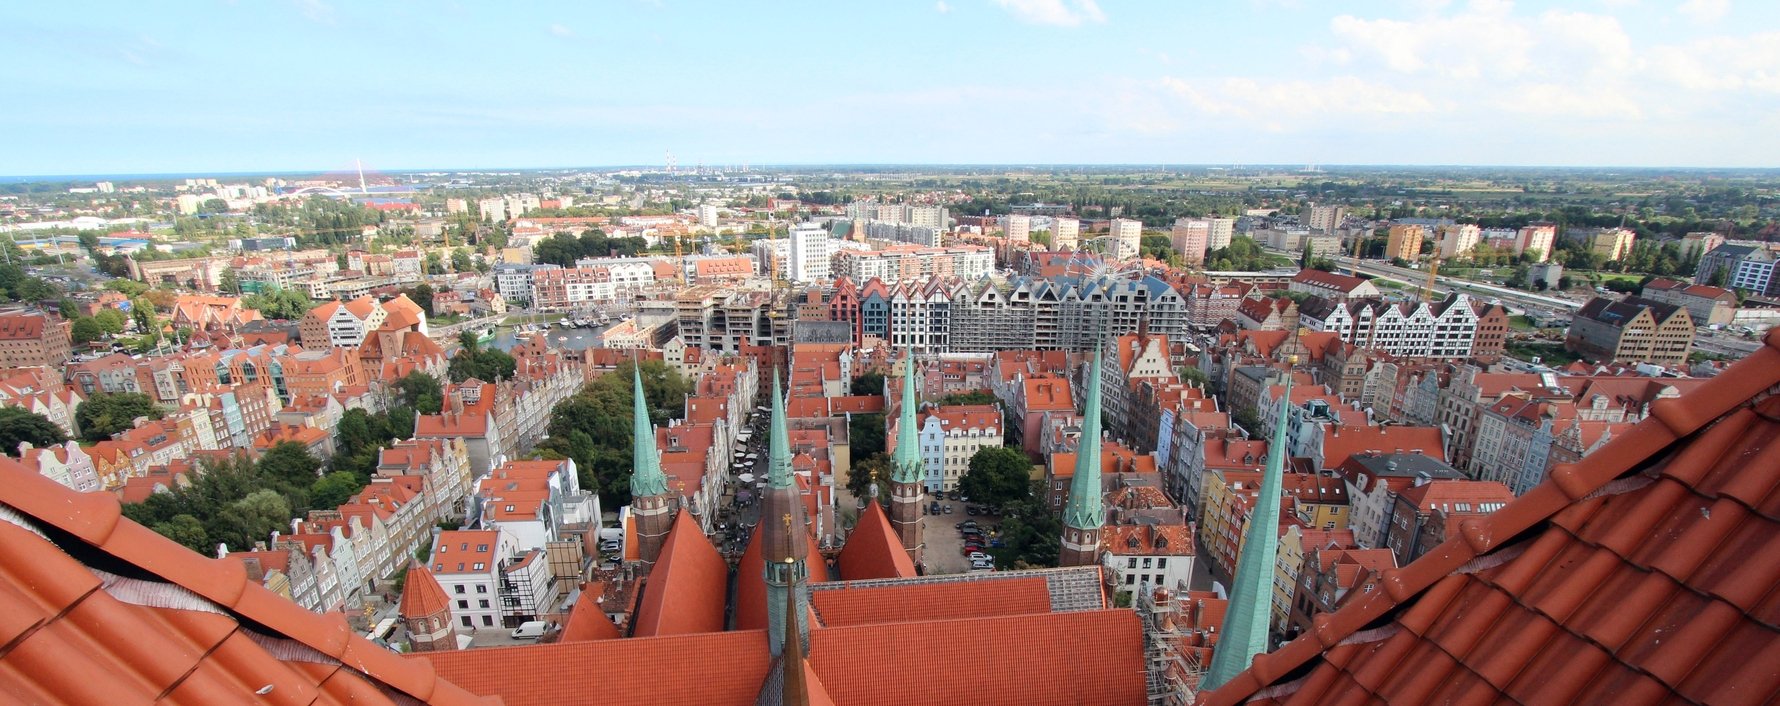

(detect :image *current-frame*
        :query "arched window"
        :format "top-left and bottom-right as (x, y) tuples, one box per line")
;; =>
(215, 364), (231, 386)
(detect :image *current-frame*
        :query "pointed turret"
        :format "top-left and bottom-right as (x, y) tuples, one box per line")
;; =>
(1060, 346), (1107, 567)
(1204, 360), (1295, 690)
(887, 346), (925, 565)
(630, 366), (674, 568)
(762, 372), (811, 657)
(398, 560), (455, 652)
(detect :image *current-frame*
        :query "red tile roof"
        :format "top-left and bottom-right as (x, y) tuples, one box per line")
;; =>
(422, 630), (771, 706)
(630, 510), (728, 637)
(834, 501), (917, 580)
(1201, 328), (1780, 706)
(1318, 424), (1445, 469)
(400, 561), (453, 621)
(557, 587), (621, 642)
(0, 457), (487, 705)
(808, 609), (1148, 706)
(810, 576), (1053, 627)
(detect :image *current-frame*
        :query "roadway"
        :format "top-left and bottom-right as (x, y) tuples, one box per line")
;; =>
(1334, 257), (1582, 316)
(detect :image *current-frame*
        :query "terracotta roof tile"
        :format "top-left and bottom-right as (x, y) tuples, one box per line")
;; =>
(400, 561), (452, 621)
(809, 576), (1053, 627)
(0, 458), (489, 705)
(419, 630), (772, 706)
(630, 509), (728, 637)
(558, 586), (621, 642)
(807, 609), (1148, 706)
(834, 501), (917, 581)
(1200, 332), (1780, 706)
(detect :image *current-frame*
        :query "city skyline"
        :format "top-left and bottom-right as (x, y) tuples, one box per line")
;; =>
(4, 0), (1778, 175)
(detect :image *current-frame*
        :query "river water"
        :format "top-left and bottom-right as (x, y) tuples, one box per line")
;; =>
(488, 324), (611, 353)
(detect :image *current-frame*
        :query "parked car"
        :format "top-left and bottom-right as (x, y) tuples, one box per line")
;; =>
(510, 621), (548, 639)
(931, 502), (942, 514)
(970, 559), (995, 571)
(968, 551), (991, 562)
(957, 520), (979, 530)
(942, 505), (954, 514)
(989, 538), (1006, 548)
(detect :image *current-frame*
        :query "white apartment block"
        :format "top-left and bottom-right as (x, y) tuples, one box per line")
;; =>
(1004, 215), (1031, 243)
(1110, 218), (1143, 259)
(832, 245), (994, 284)
(1053, 218), (1080, 250)
(788, 224), (837, 283)
(1299, 294), (1482, 359)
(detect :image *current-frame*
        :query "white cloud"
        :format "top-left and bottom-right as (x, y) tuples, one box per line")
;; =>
(293, 0), (335, 25)
(1679, 0), (1730, 23)
(549, 23), (574, 38)
(936, 1), (952, 13)
(992, 0), (1105, 27)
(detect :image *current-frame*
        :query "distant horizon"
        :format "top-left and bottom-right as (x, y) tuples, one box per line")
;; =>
(4, 2), (1777, 175)
(8, 162), (1780, 183)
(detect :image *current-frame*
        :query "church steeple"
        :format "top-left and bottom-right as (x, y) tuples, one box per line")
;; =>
(887, 346), (925, 565)
(631, 368), (668, 497)
(1204, 358), (1296, 690)
(762, 372), (811, 657)
(1060, 345), (1106, 567)
(630, 365), (674, 568)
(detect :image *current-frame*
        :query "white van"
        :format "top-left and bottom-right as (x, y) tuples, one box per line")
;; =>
(510, 621), (548, 639)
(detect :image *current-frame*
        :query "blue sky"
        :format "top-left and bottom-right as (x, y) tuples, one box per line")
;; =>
(2, 0), (1777, 174)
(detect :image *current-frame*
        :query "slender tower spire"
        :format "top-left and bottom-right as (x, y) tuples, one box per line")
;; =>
(1204, 358), (1296, 690)
(1060, 346), (1106, 567)
(762, 372), (811, 657)
(630, 367), (674, 567)
(888, 346), (925, 565)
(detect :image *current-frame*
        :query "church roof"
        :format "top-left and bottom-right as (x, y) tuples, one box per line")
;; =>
(810, 577), (1052, 628)
(419, 609), (1148, 706)
(806, 610), (1146, 706)
(734, 524), (830, 632)
(631, 510), (729, 638)
(0, 457), (487, 705)
(834, 502), (917, 581)
(425, 630), (770, 706)
(1201, 328), (1780, 705)
(558, 586), (621, 642)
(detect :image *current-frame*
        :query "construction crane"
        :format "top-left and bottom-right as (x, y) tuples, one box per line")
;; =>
(1423, 256), (1441, 303)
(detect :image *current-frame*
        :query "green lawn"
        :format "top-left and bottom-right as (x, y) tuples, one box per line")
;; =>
(1509, 315), (1536, 332)
(1505, 341), (1583, 367)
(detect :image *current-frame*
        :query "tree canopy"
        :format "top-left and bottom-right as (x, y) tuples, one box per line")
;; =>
(989, 484), (1061, 570)
(242, 285), (314, 320)
(533, 230), (648, 267)
(448, 336), (518, 383)
(538, 360), (688, 507)
(958, 447), (1033, 509)
(76, 392), (163, 442)
(393, 371), (444, 414)
(0, 407), (67, 456)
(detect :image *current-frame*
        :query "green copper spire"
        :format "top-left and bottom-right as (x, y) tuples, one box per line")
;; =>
(768, 370), (794, 490)
(890, 346), (923, 485)
(629, 367), (668, 498)
(1204, 367), (1294, 691)
(1063, 347), (1105, 531)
